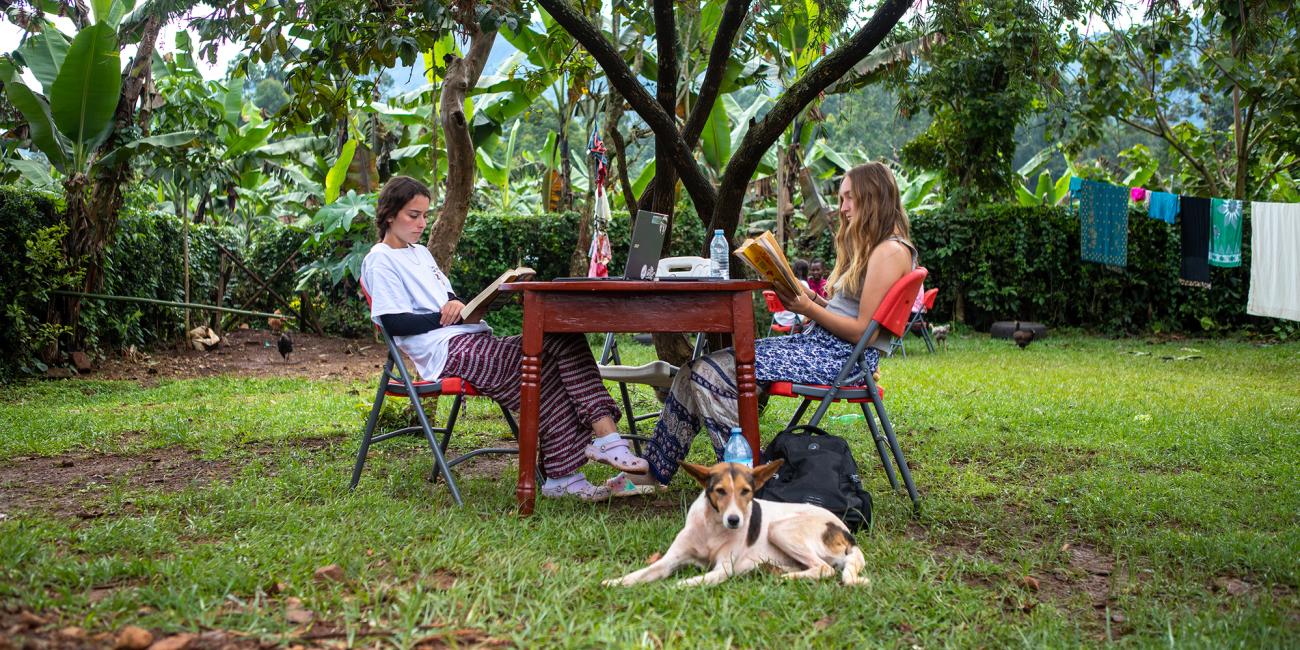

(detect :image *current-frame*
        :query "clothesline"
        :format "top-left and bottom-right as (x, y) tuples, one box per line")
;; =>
(1068, 178), (1299, 322)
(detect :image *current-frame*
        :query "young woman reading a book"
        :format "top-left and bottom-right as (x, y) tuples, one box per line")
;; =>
(360, 176), (643, 501)
(607, 162), (918, 496)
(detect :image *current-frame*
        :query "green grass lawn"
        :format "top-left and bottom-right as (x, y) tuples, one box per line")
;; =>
(1, 333), (1297, 648)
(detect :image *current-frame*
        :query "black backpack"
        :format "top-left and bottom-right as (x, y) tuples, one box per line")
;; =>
(756, 424), (873, 531)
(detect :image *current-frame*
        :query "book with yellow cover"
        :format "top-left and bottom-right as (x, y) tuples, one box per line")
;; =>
(732, 232), (801, 296)
(460, 266), (536, 324)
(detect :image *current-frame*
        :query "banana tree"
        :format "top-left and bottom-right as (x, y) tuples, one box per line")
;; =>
(1014, 146), (1074, 207)
(1, 0), (197, 346)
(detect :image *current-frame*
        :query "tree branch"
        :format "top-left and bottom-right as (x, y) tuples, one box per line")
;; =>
(536, 0), (717, 218)
(712, 0), (910, 231)
(680, 0), (747, 147)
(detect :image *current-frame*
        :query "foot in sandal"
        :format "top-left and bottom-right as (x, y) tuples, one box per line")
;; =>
(605, 471), (664, 498)
(541, 472), (611, 501)
(584, 433), (648, 474)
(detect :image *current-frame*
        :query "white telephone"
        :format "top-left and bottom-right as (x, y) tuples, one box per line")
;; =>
(656, 256), (713, 278)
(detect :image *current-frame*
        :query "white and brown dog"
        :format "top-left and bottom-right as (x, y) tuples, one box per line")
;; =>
(603, 461), (867, 587)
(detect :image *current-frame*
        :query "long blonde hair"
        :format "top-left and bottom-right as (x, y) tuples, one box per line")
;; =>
(825, 162), (912, 298)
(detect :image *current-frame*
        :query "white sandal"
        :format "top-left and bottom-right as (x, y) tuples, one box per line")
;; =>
(585, 438), (649, 474)
(540, 473), (611, 502)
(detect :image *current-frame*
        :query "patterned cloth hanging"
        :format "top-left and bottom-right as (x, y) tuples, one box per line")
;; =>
(587, 130), (612, 278)
(1078, 180), (1130, 268)
(1208, 198), (1244, 268)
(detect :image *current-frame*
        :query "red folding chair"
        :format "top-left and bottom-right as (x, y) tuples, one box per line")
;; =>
(893, 287), (939, 356)
(352, 281), (522, 506)
(767, 268), (927, 512)
(762, 290), (794, 335)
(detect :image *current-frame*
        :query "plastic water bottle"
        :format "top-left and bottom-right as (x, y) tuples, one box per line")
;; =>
(710, 229), (729, 279)
(723, 427), (753, 467)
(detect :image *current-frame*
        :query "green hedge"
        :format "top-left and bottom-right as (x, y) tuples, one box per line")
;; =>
(909, 204), (1284, 334)
(0, 186), (72, 380)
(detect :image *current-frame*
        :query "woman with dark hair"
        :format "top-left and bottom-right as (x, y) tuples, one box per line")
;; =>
(607, 162), (919, 496)
(360, 176), (642, 500)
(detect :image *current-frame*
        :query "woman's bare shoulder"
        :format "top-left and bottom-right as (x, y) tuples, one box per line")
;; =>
(869, 239), (912, 262)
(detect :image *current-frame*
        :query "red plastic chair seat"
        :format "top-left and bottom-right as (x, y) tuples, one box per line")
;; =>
(384, 376), (483, 398)
(767, 381), (883, 403)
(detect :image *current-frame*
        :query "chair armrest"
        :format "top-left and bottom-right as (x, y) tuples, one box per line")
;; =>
(599, 360), (679, 388)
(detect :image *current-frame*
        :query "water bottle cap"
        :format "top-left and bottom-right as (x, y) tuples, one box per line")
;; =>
(715, 229), (724, 235)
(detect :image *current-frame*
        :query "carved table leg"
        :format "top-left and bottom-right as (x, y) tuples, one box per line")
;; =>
(517, 291), (543, 515)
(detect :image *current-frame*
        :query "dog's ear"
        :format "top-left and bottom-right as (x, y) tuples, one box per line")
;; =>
(680, 462), (712, 488)
(751, 459), (783, 490)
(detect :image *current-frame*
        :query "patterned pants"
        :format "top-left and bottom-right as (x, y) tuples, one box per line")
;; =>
(442, 333), (620, 477)
(644, 326), (881, 484)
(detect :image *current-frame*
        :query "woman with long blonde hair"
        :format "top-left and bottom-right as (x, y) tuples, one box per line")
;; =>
(608, 162), (919, 496)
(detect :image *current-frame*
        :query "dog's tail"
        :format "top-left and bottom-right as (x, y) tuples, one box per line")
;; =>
(841, 546), (868, 586)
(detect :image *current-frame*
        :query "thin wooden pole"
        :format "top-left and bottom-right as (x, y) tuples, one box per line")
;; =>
(52, 291), (285, 320)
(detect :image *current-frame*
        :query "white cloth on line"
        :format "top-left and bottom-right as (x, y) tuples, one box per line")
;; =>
(1247, 202), (1300, 322)
(361, 243), (491, 380)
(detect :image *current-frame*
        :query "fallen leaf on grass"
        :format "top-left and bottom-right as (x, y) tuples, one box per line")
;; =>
(314, 564), (345, 583)
(645, 552), (663, 564)
(1213, 577), (1254, 597)
(285, 598), (315, 625)
(148, 633), (195, 650)
(1020, 575), (1040, 591)
(115, 625), (154, 650)
(540, 562), (559, 574)
(814, 616), (834, 631)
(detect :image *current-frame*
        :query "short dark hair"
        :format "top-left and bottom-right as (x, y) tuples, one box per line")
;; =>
(793, 258), (810, 280)
(375, 176), (432, 239)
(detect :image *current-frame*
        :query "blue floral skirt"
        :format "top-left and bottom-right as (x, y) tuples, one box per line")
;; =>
(755, 325), (880, 384)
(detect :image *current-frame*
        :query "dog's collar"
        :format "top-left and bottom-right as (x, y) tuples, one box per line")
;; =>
(746, 500), (762, 547)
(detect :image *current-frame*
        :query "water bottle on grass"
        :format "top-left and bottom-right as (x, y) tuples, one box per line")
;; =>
(723, 427), (753, 467)
(710, 229), (730, 279)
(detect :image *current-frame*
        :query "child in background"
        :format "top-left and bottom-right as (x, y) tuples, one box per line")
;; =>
(807, 259), (828, 298)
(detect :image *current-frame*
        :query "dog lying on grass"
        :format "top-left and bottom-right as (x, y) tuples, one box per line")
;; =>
(602, 461), (867, 587)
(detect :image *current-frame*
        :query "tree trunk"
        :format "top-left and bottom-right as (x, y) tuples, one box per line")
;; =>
(425, 24), (494, 271)
(55, 14), (164, 348)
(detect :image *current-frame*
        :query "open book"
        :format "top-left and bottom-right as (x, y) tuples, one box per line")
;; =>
(733, 231), (802, 296)
(460, 266), (536, 324)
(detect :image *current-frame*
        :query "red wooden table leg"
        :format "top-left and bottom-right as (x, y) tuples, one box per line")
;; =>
(732, 291), (761, 464)
(517, 291), (543, 515)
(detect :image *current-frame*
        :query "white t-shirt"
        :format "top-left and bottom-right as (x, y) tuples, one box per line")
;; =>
(361, 243), (491, 380)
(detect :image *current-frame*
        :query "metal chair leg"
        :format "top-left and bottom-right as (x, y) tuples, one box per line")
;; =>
(408, 391), (463, 506)
(350, 370), (391, 490)
(870, 394), (919, 514)
(430, 393), (464, 484)
(861, 402), (899, 491)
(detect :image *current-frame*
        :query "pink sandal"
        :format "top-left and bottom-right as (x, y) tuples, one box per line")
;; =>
(585, 438), (649, 474)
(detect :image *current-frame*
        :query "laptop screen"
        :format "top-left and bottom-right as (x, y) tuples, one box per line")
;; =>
(624, 210), (669, 280)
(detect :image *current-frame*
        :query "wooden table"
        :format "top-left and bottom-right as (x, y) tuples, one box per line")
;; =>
(500, 279), (769, 515)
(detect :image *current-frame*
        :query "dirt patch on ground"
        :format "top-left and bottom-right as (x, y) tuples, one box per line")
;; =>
(87, 328), (388, 383)
(0, 448), (235, 520)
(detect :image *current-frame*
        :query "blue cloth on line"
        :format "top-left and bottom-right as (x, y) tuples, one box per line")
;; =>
(1148, 191), (1180, 224)
(1078, 180), (1130, 268)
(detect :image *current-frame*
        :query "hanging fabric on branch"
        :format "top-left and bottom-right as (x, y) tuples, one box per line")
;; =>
(1208, 198), (1244, 268)
(1247, 202), (1300, 322)
(1179, 196), (1212, 288)
(587, 129), (612, 278)
(1078, 180), (1129, 268)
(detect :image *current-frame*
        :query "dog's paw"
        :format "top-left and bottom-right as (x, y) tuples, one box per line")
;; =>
(675, 576), (705, 588)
